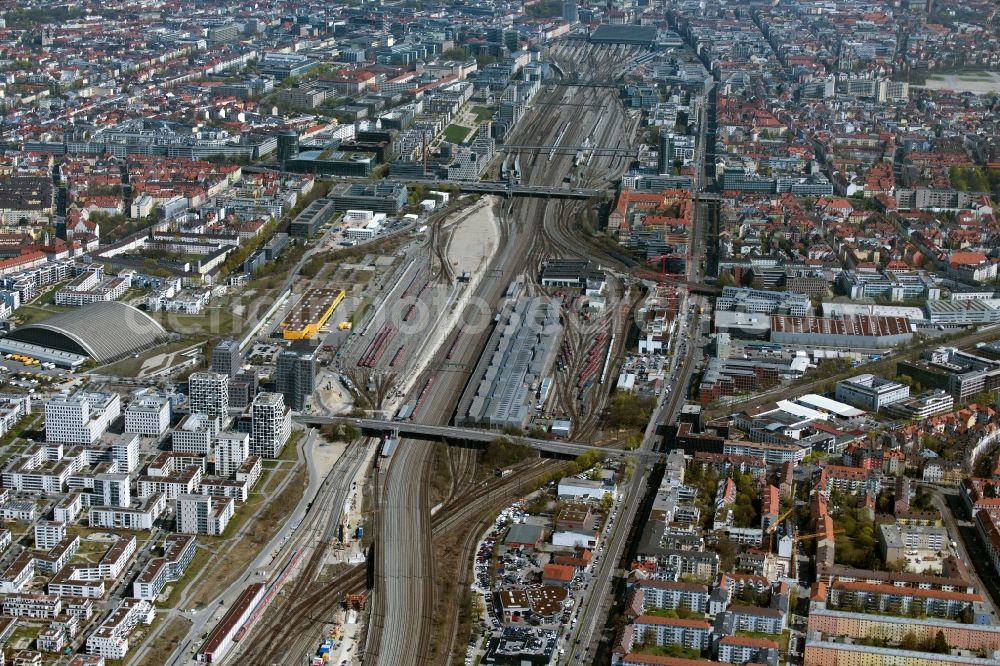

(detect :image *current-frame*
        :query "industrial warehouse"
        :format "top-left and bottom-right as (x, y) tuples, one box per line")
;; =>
(279, 288), (345, 340)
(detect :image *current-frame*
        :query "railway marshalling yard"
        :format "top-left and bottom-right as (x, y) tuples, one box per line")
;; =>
(220, 41), (661, 666)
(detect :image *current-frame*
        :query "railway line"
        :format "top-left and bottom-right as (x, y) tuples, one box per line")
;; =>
(355, 39), (655, 663)
(229, 438), (371, 665)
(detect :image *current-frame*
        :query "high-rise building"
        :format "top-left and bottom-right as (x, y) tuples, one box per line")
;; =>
(658, 132), (672, 175)
(563, 0), (579, 23)
(215, 431), (249, 478)
(277, 131), (299, 168)
(229, 368), (259, 410)
(249, 392), (291, 458)
(211, 340), (241, 379)
(275, 348), (316, 411)
(188, 372), (230, 420)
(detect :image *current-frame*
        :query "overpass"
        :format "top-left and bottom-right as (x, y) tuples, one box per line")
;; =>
(393, 179), (612, 200)
(295, 416), (656, 461)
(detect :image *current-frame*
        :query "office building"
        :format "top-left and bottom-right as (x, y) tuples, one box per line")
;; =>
(188, 372), (230, 419)
(275, 348), (316, 411)
(562, 0), (578, 23)
(835, 374), (910, 411)
(249, 392), (291, 458)
(884, 390), (955, 420)
(229, 368), (259, 410)
(716, 286), (811, 316)
(124, 396), (171, 436)
(45, 391), (121, 444)
(211, 340), (241, 379)
(897, 347), (1000, 402)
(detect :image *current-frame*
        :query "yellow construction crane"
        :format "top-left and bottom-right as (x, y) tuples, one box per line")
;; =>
(764, 506), (795, 552)
(794, 529), (844, 543)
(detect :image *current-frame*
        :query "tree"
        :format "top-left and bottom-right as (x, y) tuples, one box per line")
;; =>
(931, 630), (950, 654)
(442, 47), (468, 60)
(901, 631), (920, 650)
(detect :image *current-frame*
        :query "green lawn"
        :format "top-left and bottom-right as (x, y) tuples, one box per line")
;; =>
(96, 340), (202, 377)
(472, 106), (495, 122)
(443, 124), (471, 144)
(12, 303), (71, 326)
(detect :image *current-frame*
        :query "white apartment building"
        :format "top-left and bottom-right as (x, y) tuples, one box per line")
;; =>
(249, 392), (290, 458)
(137, 466), (202, 500)
(45, 391), (121, 444)
(85, 598), (154, 660)
(188, 372), (230, 419)
(0, 552), (36, 593)
(124, 396), (171, 436)
(215, 431), (249, 477)
(54, 491), (83, 523)
(133, 535), (195, 600)
(88, 494), (165, 531)
(835, 374), (910, 412)
(171, 413), (220, 455)
(34, 521), (66, 550)
(85, 473), (131, 508)
(0, 393), (31, 438)
(176, 494), (234, 536)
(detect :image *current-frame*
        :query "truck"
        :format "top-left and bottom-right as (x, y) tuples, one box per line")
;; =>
(356, 523), (364, 540)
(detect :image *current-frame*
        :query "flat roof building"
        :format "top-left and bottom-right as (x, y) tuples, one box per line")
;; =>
(835, 374), (910, 412)
(279, 288), (344, 340)
(770, 314), (913, 349)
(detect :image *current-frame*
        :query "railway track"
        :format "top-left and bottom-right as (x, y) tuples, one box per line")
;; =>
(234, 438), (371, 665)
(356, 39), (652, 662)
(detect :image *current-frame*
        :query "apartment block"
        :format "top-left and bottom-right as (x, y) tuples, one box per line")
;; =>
(214, 431), (249, 477)
(132, 535), (195, 600)
(33, 521), (66, 550)
(85, 598), (154, 660)
(176, 494), (234, 536)
(630, 615), (712, 651)
(87, 494), (165, 531)
(249, 392), (290, 458)
(188, 372), (230, 419)
(171, 413), (220, 455)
